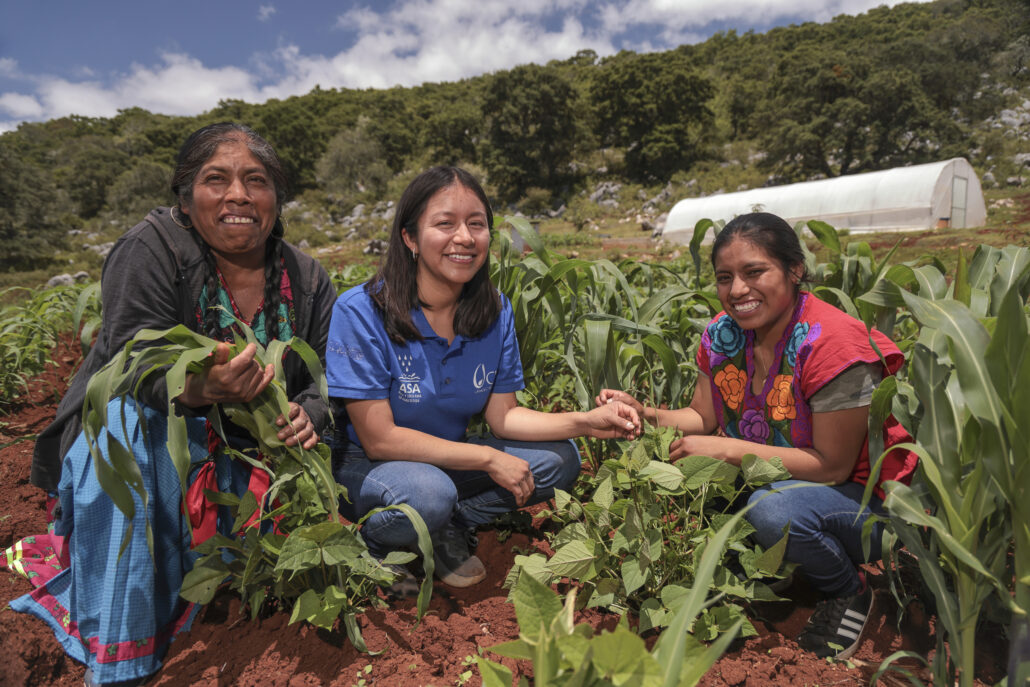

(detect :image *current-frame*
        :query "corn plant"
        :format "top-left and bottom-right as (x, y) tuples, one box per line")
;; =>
(859, 246), (1030, 687)
(0, 283), (97, 406)
(81, 320), (433, 650)
(494, 217), (715, 469)
(478, 499), (753, 687)
(504, 425), (791, 639)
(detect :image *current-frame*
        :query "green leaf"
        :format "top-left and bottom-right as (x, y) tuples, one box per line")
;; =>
(485, 638), (535, 661)
(511, 572), (563, 644)
(677, 455), (738, 488)
(806, 220), (842, 256)
(547, 540), (597, 580)
(592, 477), (615, 510)
(753, 530), (789, 576)
(641, 461), (684, 491)
(592, 626), (659, 683)
(179, 553), (229, 604)
(739, 454), (790, 486)
(622, 555), (647, 596)
(477, 657), (514, 687)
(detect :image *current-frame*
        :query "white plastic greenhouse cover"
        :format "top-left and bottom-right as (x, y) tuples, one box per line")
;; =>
(662, 158), (987, 244)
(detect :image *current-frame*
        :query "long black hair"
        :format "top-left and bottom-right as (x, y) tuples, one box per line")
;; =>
(367, 166), (499, 343)
(171, 122), (288, 343)
(712, 212), (810, 290)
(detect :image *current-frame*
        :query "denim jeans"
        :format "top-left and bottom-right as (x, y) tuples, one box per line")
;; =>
(331, 436), (581, 557)
(746, 479), (886, 597)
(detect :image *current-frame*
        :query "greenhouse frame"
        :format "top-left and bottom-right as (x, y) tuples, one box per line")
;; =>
(662, 158), (987, 243)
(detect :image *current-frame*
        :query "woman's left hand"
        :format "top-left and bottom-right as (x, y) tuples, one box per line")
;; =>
(583, 402), (641, 440)
(276, 402), (318, 450)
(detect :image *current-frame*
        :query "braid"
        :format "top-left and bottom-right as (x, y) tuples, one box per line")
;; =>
(194, 235), (224, 340)
(263, 238), (284, 343)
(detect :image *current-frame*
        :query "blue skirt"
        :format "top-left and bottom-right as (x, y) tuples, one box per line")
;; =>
(10, 399), (245, 684)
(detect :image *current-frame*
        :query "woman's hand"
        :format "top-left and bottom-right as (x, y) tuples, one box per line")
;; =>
(485, 449), (535, 506)
(276, 402), (318, 450)
(582, 402), (641, 439)
(595, 388), (645, 415)
(669, 435), (701, 461)
(179, 342), (275, 407)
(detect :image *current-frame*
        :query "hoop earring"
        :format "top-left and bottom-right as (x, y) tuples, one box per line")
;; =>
(170, 206), (193, 229)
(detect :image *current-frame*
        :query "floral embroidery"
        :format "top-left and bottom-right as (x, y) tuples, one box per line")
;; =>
(714, 364), (747, 410)
(739, 409), (770, 443)
(702, 296), (825, 452)
(766, 375), (797, 421)
(785, 322), (810, 367)
(708, 317), (745, 357)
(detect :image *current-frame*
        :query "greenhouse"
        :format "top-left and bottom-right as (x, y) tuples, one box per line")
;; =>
(662, 158), (987, 243)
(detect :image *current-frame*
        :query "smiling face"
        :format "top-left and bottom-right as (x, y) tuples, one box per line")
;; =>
(714, 237), (800, 343)
(402, 183), (490, 301)
(182, 138), (278, 264)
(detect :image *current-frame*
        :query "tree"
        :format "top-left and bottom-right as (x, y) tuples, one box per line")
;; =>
(106, 160), (174, 220)
(54, 136), (130, 219)
(590, 51), (715, 181)
(254, 98), (327, 192)
(0, 143), (63, 271)
(315, 117), (392, 202)
(753, 45), (960, 181)
(481, 64), (585, 201)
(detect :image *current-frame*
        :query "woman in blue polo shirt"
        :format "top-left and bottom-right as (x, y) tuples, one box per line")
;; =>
(326, 166), (640, 588)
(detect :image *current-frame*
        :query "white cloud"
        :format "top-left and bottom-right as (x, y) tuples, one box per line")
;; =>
(27, 54), (263, 121)
(0, 92), (43, 118)
(258, 4), (276, 22)
(598, 0), (914, 36)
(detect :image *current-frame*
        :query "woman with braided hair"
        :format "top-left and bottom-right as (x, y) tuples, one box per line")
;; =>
(7, 122), (335, 685)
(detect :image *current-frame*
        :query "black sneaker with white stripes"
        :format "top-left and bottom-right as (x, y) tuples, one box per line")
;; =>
(797, 583), (873, 660)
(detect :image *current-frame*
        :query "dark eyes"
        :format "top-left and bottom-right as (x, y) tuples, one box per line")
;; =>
(201, 173), (267, 185)
(716, 269), (765, 283)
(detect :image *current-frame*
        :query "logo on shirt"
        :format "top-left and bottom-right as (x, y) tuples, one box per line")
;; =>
(472, 363), (496, 393)
(397, 353), (422, 403)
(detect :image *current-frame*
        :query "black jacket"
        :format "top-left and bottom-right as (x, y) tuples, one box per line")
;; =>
(31, 207), (335, 491)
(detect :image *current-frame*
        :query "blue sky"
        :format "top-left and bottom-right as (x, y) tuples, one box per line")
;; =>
(0, 0), (928, 133)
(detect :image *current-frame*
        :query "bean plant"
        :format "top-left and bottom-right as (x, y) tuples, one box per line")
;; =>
(504, 425), (791, 638)
(479, 497), (755, 687)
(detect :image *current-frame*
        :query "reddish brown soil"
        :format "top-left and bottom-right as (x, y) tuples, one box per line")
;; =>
(0, 336), (1008, 686)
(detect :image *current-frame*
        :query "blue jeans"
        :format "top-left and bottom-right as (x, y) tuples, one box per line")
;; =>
(746, 479), (885, 597)
(331, 436), (581, 557)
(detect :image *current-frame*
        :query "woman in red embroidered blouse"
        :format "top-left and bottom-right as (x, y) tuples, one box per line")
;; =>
(598, 212), (917, 661)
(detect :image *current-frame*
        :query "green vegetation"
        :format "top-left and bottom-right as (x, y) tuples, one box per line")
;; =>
(0, 283), (98, 407)
(3, 215), (1028, 681)
(80, 319), (433, 650)
(479, 509), (751, 687)
(484, 218), (1029, 684)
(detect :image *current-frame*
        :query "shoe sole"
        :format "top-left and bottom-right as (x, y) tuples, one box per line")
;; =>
(433, 555), (487, 587)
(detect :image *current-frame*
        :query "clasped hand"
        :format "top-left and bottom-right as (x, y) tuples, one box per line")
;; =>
(582, 400), (641, 439)
(180, 342), (318, 450)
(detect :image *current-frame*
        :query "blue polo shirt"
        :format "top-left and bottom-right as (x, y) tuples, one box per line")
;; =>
(326, 285), (525, 446)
